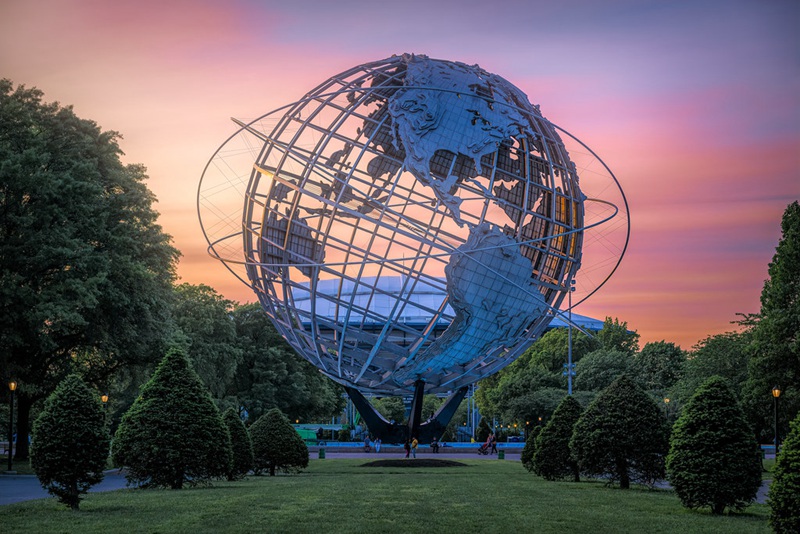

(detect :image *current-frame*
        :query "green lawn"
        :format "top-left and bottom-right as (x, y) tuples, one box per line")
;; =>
(1, 459), (769, 533)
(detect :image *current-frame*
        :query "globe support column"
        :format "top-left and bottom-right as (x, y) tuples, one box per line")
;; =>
(344, 384), (468, 443)
(407, 380), (426, 439)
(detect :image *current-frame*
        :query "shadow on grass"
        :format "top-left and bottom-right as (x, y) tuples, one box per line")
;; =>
(360, 459), (468, 468)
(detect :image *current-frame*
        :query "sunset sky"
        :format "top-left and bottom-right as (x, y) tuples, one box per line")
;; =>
(2, 0), (798, 350)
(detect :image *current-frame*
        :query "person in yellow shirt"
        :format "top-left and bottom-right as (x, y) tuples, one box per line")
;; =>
(411, 437), (419, 458)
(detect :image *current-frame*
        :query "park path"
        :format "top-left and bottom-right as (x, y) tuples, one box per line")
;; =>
(0, 470), (130, 506)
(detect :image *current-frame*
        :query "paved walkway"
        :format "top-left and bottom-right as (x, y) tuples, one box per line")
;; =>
(0, 470), (130, 506)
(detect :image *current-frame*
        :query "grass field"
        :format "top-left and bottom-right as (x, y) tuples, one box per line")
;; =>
(1, 459), (770, 533)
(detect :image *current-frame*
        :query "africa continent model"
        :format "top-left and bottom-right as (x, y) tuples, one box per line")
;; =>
(198, 54), (628, 438)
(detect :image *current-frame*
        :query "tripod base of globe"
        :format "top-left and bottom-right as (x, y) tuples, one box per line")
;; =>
(346, 382), (469, 443)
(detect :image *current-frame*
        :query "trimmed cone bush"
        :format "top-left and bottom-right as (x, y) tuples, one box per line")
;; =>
(532, 395), (582, 481)
(30, 374), (110, 510)
(769, 412), (800, 532)
(521, 425), (541, 472)
(666, 376), (761, 514)
(223, 407), (254, 480)
(112, 348), (232, 489)
(250, 408), (309, 476)
(571, 374), (668, 489)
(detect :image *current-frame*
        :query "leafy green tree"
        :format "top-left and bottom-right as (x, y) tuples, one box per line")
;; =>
(30, 375), (110, 509)
(232, 304), (344, 423)
(672, 331), (751, 407)
(596, 317), (640, 355)
(0, 80), (179, 459)
(521, 425), (541, 472)
(575, 349), (631, 391)
(222, 407), (253, 481)
(532, 395), (582, 481)
(112, 348), (232, 489)
(571, 375), (668, 489)
(666, 376), (761, 514)
(250, 408), (309, 476)
(632, 341), (685, 391)
(371, 396), (406, 424)
(743, 201), (800, 441)
(502, 387), (567, 427)
(517, 327), (599, 374)
(769, 412), (800, 533)
(172, 284), (242, 401)
(476, 418), (492, 443)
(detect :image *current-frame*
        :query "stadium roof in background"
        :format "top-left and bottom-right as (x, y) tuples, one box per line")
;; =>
(292, 276), (605, 332)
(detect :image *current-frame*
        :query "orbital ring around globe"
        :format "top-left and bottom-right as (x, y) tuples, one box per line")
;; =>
(198, 89), (629, 306)
(198, 54), (629, 397)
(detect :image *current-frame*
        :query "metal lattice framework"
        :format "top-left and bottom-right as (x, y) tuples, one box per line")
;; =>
(198, 54), (629, 398)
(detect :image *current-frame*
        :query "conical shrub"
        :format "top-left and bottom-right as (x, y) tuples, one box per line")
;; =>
(223, 407), (254, 480)
(250, 408), (308, 476)
(31, 374), (110, 509)
(768, 412), (800, 532)
(666, 376), (761, 514)
(112, 347), (232, 489)
(532, 395), (582, 481)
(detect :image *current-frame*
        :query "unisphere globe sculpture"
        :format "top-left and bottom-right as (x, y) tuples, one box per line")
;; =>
(198, 54), (628, 440)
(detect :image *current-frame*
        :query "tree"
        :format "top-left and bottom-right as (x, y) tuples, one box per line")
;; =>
(769, 412), (800, 533)
(112, 348), (232, 489)
(673, 331), (751, 406)
(222, 407), (253, 481)
(575, 349), (631, 391)
(371, 396), (406, 424)
(517, 327), (599, 374)
(30, 374), (110, 509)
(532, 395), (582, 481)
(0, 80), (179, 460)
(231, 304), (344, 423)
(502, 387), (567, 427)
(521, 425), (541, 472)
(571, 375), (668, 489)
(250, 408), (309, 476)
(476, 418), (492, 443)
(666, 376), (761, 514)
(172, 284), (241, 401)
(743, 201), (800, 441)
(632, 341), (685, 391)
(595, 317), (640, 355)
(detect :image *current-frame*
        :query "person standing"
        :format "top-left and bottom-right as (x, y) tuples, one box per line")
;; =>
(375, 438), (382, 453)
(411, 436), (419, 458)
(404, 438), (411, 458)
(490, 433), (498, 454)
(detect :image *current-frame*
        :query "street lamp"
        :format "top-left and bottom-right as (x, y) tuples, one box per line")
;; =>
(772, 386), (781, 456)
(101, 394), (109, 425)
(564, 278), (576, 395)
(7, 380), (16, 473)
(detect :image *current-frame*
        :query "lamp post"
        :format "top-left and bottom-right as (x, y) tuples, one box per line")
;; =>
(772, 386), (781, 456)
(101, 394), (109, 426)
(564, 278), (576, 395)
(7, 380), (16, 473)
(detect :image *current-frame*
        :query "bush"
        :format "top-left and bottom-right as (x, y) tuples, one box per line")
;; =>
(570, 375), (668, 489)
(112, 348), (232, 489)
(337, 428), (351, 442)
(30, 375), (110, 510)
(521, 425), (541, 472)
(666, 376), (761, 514)
(223, 408), (254, 480)
(476, 418), (491, 443)
(769, 412), (800, 532)
(250, 408), (309, 476)
(532, 395), (582, 481)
